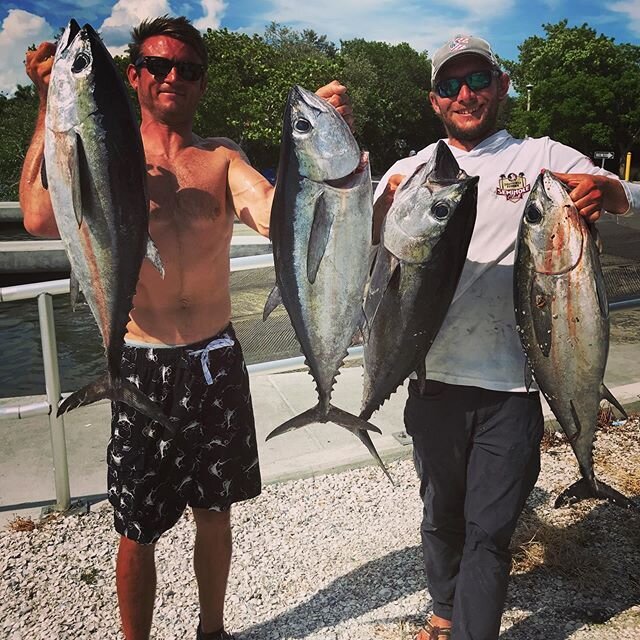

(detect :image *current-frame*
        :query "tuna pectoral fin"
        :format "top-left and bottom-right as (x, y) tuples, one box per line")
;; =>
(69, 271), (81, 311)
(600, 384), (628, 419)
(363, 249), (400, 334)
(266, 403), (393, 483)
(307, 192), (334, 284)
(57, 375), (175, 436)
(145, 237), (165, 278)
(555, 478), (636, 510)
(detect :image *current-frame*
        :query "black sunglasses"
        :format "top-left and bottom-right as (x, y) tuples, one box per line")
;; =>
(135, 56), (205, 82)
(435, 70), (500, 99)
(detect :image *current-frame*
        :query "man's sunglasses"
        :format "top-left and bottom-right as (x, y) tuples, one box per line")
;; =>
(135, 56), (205, 82)
(435, 70), (500, 99)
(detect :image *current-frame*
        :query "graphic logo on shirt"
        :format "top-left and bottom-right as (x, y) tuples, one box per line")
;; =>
(496, 172), (531, 202)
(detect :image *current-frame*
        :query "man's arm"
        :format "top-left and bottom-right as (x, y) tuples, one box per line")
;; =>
(19, 42), (59, 238)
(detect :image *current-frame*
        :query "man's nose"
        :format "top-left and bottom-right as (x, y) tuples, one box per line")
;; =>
(456, 82), (475, 101)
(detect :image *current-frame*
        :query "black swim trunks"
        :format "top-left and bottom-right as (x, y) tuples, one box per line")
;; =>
(107, 324), (261, 544)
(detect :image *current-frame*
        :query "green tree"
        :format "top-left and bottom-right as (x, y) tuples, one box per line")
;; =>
(337, 39), (442, 175)
(503, 20), (640, 173)
(0, 85), (39, 200)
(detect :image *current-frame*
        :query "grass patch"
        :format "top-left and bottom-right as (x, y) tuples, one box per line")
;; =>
(6, 513), (59, 532)
(511, 512), (604, 587)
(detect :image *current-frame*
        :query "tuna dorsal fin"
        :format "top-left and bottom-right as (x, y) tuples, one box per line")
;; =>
(263, 285), (282, 321)
(307, 191), (334, 284)
(40, 157), (48, 190)
(145, 236), (165, 278)
(432, 139), (460, 181)
(600, 383), (628, 419)
(363, 248), (400, 331)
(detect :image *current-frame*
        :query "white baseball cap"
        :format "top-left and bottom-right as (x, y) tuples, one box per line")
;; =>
(431, 35), (500, 84)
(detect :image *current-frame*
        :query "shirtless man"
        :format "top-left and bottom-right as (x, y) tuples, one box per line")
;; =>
(19, 15), (353, 640)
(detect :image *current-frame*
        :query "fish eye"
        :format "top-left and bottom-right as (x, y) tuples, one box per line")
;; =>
(293, 118), (311, 133)
(432, 202), (450, 220)
(72, 52), (91, 73)
(524, 203), (543, 224)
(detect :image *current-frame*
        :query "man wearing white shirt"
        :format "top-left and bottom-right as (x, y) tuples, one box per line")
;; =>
(373, 34), (640, 640)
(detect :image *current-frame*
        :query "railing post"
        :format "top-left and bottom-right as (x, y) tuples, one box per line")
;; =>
(37, 292), (71, 512)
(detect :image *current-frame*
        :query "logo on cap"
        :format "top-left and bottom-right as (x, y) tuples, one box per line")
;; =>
(449, 36), (471, 52)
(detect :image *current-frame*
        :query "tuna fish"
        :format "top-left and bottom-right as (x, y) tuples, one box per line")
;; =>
(43, 20), (170, 431)
(265, 85), (389, 478)
(514, 170), (633, 509)
(360, 141), (478, 420)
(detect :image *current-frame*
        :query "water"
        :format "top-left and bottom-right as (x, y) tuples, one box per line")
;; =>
(0, 237), (276, 399)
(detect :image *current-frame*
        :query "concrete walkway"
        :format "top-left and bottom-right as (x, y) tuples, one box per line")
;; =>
(2, 335), (640, 527)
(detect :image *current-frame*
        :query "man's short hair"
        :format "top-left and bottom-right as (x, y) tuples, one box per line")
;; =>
(128, 15), (208, 69)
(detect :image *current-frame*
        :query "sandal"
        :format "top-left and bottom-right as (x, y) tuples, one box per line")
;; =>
(415, 617), (452, 640)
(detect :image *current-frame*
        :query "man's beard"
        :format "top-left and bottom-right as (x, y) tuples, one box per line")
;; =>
(441, 99), (499, 144)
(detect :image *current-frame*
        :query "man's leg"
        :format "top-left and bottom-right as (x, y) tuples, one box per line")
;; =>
(116, 536), (157, 640)
(404, 380), (472, 630)
(452, 390), (543, 640)
(192, 508), (232, 634)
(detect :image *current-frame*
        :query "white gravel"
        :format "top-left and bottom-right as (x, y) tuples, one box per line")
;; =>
(2, 419), (639, 640)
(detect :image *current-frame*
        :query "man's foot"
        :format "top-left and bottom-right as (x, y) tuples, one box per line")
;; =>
(196, 621), (235, 640)
(415, 614), (452, 640)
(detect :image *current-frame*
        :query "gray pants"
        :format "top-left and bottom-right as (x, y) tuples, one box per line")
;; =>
(404, 380), (544, 640)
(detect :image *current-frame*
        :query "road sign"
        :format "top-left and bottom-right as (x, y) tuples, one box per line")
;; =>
(594, 151), (615, 159)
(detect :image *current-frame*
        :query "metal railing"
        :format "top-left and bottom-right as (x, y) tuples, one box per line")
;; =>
(1, 251), (638, 513)
(0, 252), (364, 513)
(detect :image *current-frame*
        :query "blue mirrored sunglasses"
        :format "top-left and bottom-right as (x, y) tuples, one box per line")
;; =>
(135, 56), (205, 82)
(435, 70), (500, 99)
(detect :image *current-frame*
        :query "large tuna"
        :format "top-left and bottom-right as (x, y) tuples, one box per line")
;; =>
(360, 141), (478, 420)
(514, 170), (633, 509)
(265, 85), (389, 478)
(44, 20), (170, 431)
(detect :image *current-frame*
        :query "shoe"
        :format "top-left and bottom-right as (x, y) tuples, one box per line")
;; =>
(415, 616), (452, 640)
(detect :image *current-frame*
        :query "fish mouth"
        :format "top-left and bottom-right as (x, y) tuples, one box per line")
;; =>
(59, 19), (82, 55)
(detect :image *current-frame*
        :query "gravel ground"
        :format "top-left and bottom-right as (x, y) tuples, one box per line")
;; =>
(1, 418), (639, 640)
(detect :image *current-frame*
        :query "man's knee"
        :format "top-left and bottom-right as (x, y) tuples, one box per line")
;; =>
(192, 507), (231, 531)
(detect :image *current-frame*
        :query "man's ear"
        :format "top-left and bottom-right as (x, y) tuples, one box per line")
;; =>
(497, 72), (510, 101)
(126, 64), (139, 90)
(429, 91), (441, 116)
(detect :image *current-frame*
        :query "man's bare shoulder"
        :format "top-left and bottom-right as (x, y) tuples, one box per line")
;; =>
(193, 135), (250, 163)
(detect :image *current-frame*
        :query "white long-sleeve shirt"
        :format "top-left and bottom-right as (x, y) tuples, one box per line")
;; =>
(374, 130), (640, 392)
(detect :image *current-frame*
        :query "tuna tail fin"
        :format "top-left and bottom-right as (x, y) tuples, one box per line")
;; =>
(555, 477), (637, 511)
(600, 383), (628, 419)
(57, 374), (175, 436)
(266, 403), (392, 483)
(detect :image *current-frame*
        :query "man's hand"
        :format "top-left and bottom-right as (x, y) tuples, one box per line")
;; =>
(553, 172), (630, 222)
(372, 174), (404, 243)
(25, 42), (56, 101)
(315, 80), (354, 131)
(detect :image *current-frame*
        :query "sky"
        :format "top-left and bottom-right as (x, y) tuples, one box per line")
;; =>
(1, 0), (639, 96)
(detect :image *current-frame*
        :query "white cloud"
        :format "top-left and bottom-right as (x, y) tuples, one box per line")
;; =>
(192, 0), (226, 30)
(610, 1), (640, 36)
(0, 9), (55, 96)
(98, 0), (174, 55)
(242, 0), (508, 57)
